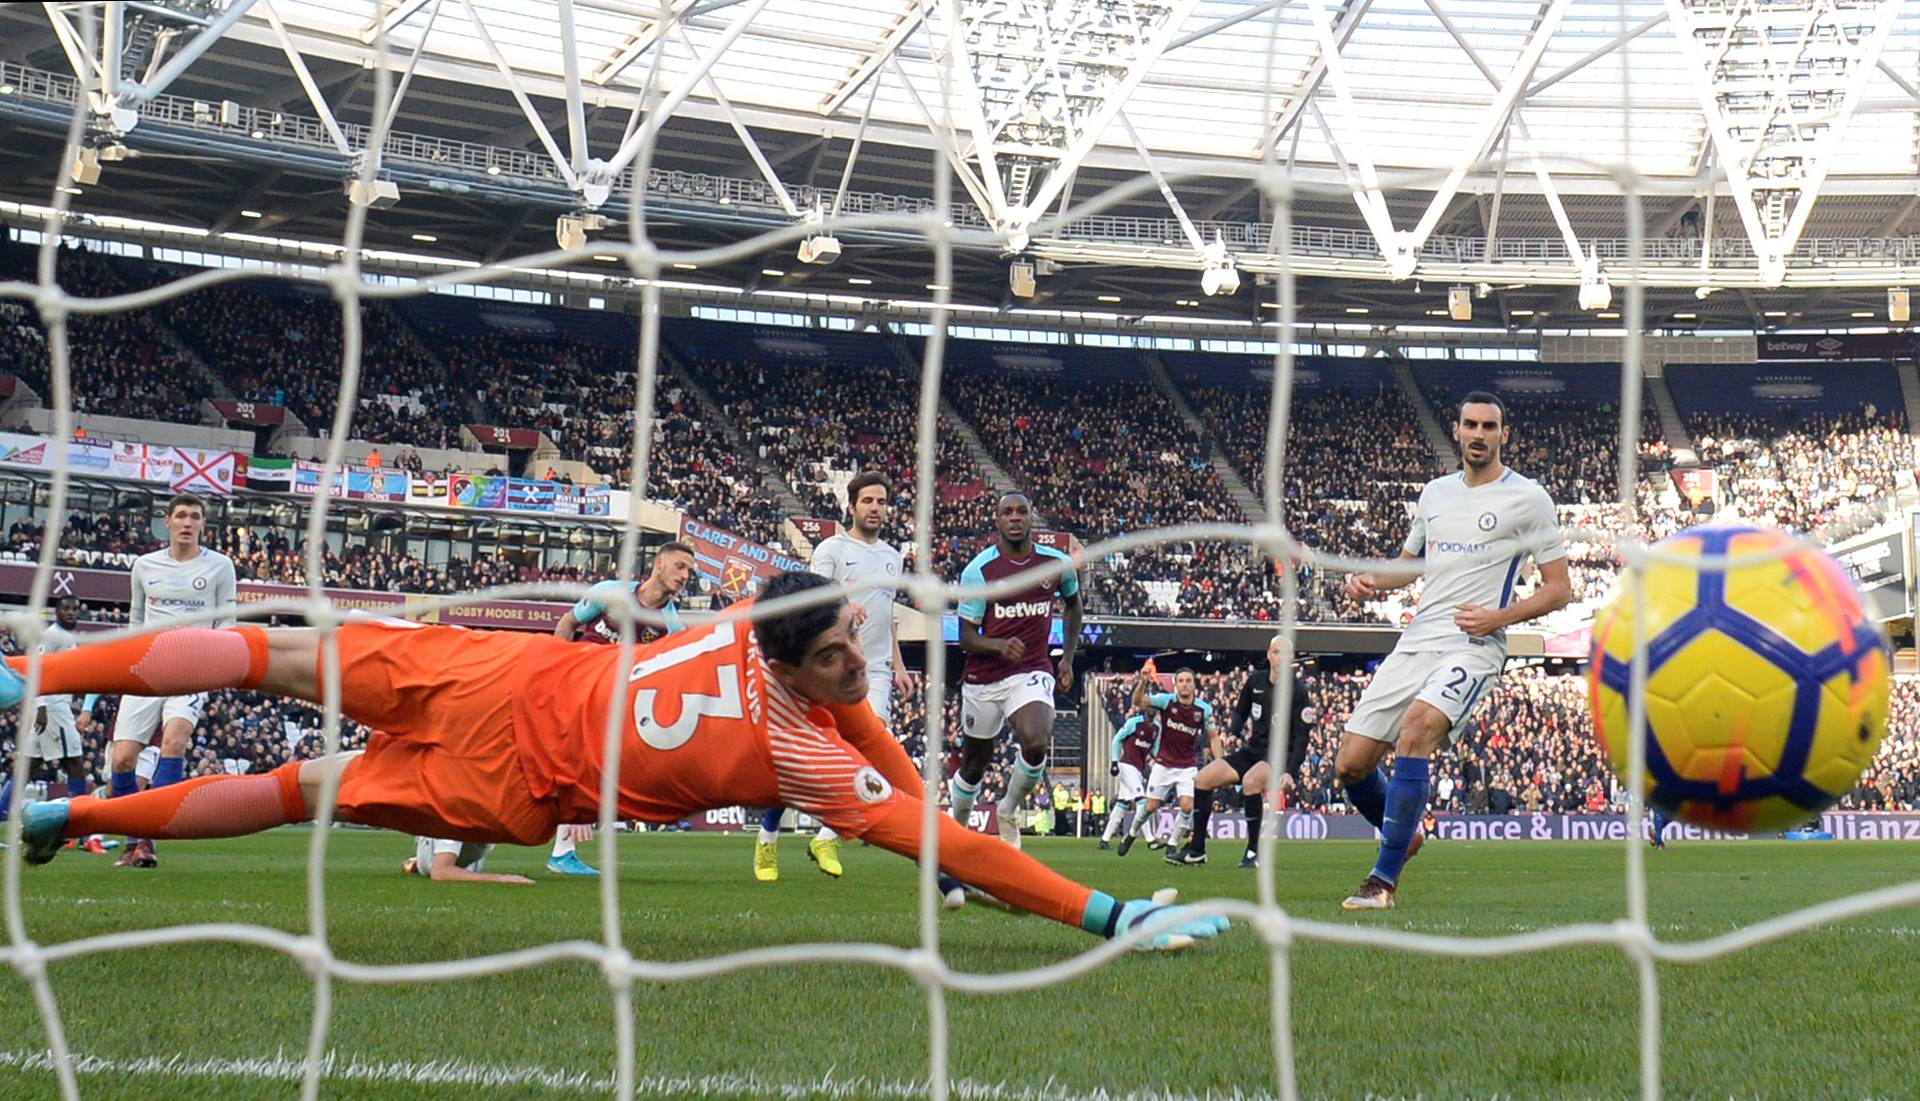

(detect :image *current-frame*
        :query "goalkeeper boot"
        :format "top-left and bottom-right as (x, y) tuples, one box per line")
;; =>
(21, 800), (70, 865)
(1340, 874), (1396, 911)
(0, 658), (20, 711)
(806, 834), (844, 878)
(752, 839), (779, 883)
(546, 851), (599, 877)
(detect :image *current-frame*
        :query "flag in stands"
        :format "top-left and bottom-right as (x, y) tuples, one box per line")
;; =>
(170, 449), (237, 497)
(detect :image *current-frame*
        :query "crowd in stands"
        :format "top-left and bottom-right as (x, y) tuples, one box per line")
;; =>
(0, 241), (212, 425)
(1684, 408), (1909, 537)
(698, 358), (992, 579)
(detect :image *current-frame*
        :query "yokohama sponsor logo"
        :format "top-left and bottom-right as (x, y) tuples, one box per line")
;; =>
(993, 599), (1052, 618)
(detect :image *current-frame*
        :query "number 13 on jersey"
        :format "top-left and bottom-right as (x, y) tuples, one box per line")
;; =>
(627, 622), (747, 751)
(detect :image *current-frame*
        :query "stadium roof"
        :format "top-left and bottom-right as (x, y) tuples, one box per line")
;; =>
(3, 1), (1919, 330)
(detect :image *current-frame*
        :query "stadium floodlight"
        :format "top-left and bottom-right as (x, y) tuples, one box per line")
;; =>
(797, 206), (841, 265)
(345, 179), (399, 209)
(1009, 259), (1037, 298)
(69, 147), (102, 186)
(797, 235), (841, 265)
(1448, 285), (1471, 321)
(1694, 285), (1719, 300)
(1578, 261), (1611, 311)
(1199, 233), (1239, 297)
(1890, 287), (1911, 323)
(555, 212), (608, 250)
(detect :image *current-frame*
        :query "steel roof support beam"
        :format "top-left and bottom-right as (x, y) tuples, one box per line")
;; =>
(1420, 0), (1586, 269)
(260, 0), (352, 155)
(1120, 113), (1206, 252)
(1524, 11), (1666, 98)
(358, 0), (435, 45)
(456, 0), (577, 188)
(819, 5), (925, 117)
(1664, 0), (1906, 286)
(376, 0), (444, 140)
(1167, 0), (1291, 52)
(590, 0), (699, 87)
(603, 0), (775, 181)
(124, 0), (260, 103)
(884, 53), (1000, 220)
(668, 23), (799, 217)
(829, 79), (880, 219)
(1256, 0), (1374, 155)
(557, 0), (589, 178)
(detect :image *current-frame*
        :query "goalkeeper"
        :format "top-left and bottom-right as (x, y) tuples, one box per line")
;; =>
(4, 571), (1224, 949)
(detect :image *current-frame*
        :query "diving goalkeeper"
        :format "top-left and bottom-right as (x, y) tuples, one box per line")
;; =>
(4, 571), (1224, 949)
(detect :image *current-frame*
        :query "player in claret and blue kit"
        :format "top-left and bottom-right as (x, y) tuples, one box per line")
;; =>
(948, 493), (1081, 851)
(1100, 705), (1157, 850)
(1120, 664), (1215, 856)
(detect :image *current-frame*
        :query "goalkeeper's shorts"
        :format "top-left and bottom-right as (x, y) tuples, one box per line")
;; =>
(330, 621), (557, 846)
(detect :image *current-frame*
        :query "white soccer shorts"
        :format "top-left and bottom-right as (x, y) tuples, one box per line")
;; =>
(111, 693), (207, 745)
(866, 669), (894, 726)
(1146, 763), (1198, 801)
(412, 837), (492, 876)
(1114, 761), (1146, 802)
(1346, 643), (1505, 745)
(959, 671), (1055, 741)
(33, 697), (82, 760)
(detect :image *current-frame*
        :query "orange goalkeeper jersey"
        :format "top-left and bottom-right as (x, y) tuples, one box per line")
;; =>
(512, 613), (916, 833)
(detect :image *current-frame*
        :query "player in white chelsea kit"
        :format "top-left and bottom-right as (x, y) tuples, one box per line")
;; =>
(111, 493), (238, 868)
(0, 597), (93, 818)
(753, 472), (915, 883)
(401, 837), (532, 884)
(1335, 392), (1570, 911)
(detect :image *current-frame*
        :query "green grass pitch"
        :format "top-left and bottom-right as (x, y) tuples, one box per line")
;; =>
(1, 830), (1915, 1100)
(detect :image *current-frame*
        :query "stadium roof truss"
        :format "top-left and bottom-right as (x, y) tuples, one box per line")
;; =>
(5, 0), (1920, 315)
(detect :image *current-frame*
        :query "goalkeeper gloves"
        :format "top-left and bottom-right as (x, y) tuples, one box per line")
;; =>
(1113, 896), (1229, 952)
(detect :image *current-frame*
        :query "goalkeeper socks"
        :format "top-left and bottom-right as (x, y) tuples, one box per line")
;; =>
(6, 626), (269, 697)
(1188, 789), (1214, 853)
(815, 825), (838, 843)
(151, 755), (185, 790)
(1242, 792), (1265, 858)
(1345, 766), (1389, 829)
(110, 769), (138, 799)
(1369, 756), (1430, 887)
(759, 806), (784, 836)
(948, 774), (981, 823)
(63, 760), (308, 840)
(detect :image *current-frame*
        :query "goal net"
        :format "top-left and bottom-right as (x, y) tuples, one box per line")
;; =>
(2, 4), (1916, 1101)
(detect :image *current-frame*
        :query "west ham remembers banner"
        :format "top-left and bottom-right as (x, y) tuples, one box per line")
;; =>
(678, 517), (808, 599)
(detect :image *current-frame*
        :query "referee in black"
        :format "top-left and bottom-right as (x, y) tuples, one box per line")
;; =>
(1167, 634), (1314, 868)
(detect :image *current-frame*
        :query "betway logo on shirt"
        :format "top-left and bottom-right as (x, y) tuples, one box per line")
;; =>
(992, 599), (1053, 618)
(1163, 716), (1201, 736)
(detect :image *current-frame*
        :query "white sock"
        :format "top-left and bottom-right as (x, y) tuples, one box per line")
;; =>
(1102, 808), (1125, 841)
(551, 831), (575, 859)
(948, 774), (981, 822)
(1170, 811), (1193, 850)
(757, 827), (779, 845)
(1136, 804), (1159, 839)
(815, 825), (839, 843)
(999, 753), (1048, 814)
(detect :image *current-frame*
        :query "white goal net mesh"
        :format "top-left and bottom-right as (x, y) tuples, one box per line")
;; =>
(2, 4), (1917, 1100)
